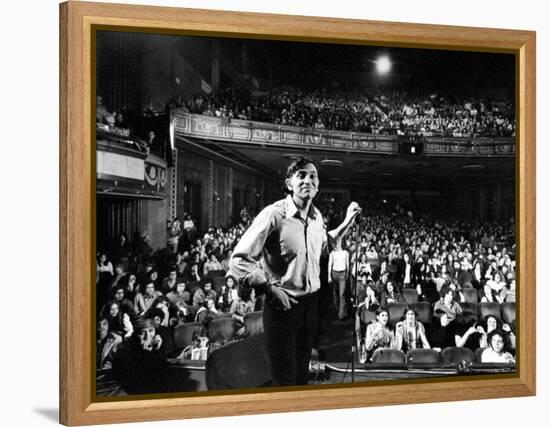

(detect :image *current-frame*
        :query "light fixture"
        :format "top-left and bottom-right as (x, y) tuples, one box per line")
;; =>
(320, 159), (343, 167)
(462, 164), (485, 170)
(376, 55), (392, 74)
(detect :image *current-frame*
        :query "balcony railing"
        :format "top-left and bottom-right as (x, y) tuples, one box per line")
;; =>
(172, 111), (515, 157)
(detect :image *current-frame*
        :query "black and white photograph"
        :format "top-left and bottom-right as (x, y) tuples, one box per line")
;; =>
(94, 29), (517, 397)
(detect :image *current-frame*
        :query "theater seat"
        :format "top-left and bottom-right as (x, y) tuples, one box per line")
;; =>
(387, 302), (408, 328)
(462, 288), (479, 304)
(501, 302), (516, 324)
(475, 347), (485, 363)
(411, 302), (432, 325)
(244, 311), (264, 336)
(406, 348), (441, 365)
(187, 281), (202, 295)
(206, 269), (226, 284)
(213, 276), (226, 294)
(479, 302), (501, 320)
(208, 317), (238, 344)
(441, 347), (475, 364)
(402, 288), (419, 305)
(371, 348), (406, 364)
(459, 302), (478, 319)
(360, 309), (377, 325)
(205, 333), (271, 390)
(422, 288), (440, 304)
(173, 322), (204, 351)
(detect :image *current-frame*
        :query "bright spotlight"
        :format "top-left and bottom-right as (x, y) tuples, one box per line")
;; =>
(376, 56), (392, 74)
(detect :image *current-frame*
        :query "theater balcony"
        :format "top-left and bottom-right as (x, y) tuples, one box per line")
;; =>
(171, 111), (515, 158)
(96, 124), (169, 199)
(96, 123), (172, 250)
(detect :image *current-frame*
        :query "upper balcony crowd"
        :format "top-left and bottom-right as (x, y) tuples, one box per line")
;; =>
(175, 87), (515, 138)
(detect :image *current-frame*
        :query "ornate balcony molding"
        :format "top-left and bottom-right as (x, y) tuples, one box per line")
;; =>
(171, 111), (515, 157)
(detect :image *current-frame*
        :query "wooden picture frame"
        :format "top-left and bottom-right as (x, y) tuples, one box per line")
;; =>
(60, 1), (536, 425)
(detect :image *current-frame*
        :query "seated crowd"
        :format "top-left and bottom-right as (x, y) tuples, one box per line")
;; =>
(96, 209), (262, 378)
(97, 202), (516, 392)
(335, 207), (516, 364)
(181, 87), (515, 137)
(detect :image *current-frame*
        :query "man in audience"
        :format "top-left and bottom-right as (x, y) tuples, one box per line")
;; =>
(111, 285), (134, 316)
(112, 317), (169, 394)
(160, 265), (180, 295)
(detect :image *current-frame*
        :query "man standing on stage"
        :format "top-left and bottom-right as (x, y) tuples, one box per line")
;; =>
(229, 157), (361, 386)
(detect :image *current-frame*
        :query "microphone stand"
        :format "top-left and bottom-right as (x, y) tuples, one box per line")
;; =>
(350, 214), (362, 383)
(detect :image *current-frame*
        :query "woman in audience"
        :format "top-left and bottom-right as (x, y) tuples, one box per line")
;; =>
(145, 307), (174, 357)
(365, 244), (379, 278)
(97, 253), (114, 279)
(218, 275), (239, 312)
(412, 254), (427, 289)
(454, 311), (485, 351)
(355, 283), (380, 359)
(96, 253), (114, 306)
(394, 307), (431, 352)
(191, 287), (207, 319)
(220, 249), (232, 272)
(401, 252), (413, 288)
(472, 258), (485, 290)
(194, 297), (220, 325)
(481, 329), (515, 363)
(148, 296), (172, 327)
(122, 273), (138, 301)
(353, 252), (372, 279)
(482, 272), (506, 303)
(101, 301), (133, 338)
(480, 314), (516, 350)
(380, 280), (404, 307)
(97, 317), (122, 370)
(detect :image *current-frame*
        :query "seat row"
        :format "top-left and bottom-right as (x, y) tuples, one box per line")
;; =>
(362, 301), (515, 327)
(172, 311), (264, 352)
(400, 287), (506, 305)
(371, 347), (512, 365)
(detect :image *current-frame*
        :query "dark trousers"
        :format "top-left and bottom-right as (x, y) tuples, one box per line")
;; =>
(263, 291), (319, 386)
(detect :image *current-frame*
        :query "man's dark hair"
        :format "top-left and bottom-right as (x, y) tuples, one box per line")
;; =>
(285, 156), (317, 180)
(487, 328), (510, 351)
(146, 307), (165, 322)
(439, 283), (455, 298)
(238, 285), (253, 302)
(112, 285), (125, 298)
(284, 156), (318, 194)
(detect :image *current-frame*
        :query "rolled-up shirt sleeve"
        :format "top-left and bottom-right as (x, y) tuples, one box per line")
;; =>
(228, 207), (276, 291)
